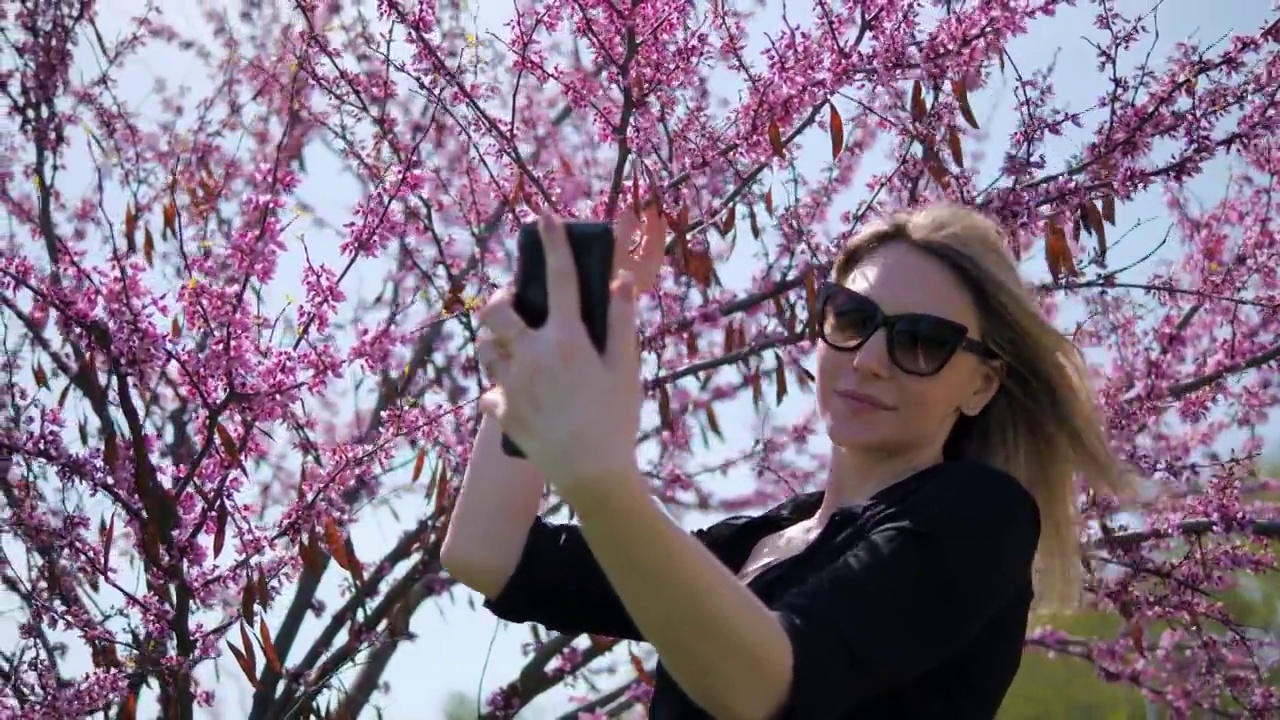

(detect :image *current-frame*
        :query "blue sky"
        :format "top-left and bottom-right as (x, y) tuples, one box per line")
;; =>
(4, 1), (1277, 718)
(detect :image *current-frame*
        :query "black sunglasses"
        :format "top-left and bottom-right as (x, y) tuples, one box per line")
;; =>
(816, 282), (1001, 376)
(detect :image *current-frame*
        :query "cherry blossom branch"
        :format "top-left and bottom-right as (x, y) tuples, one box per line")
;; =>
(1166, 342), (1280, 400)
(1095, 518), (1280, 550)
(556, 681), (641, 719)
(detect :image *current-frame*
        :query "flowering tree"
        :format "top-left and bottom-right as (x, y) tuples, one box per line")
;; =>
(2, 0), (1279, 718)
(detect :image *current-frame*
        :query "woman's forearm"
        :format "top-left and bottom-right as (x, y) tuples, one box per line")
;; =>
(440, 413), (545, 598)
(566, 470), (793, 720)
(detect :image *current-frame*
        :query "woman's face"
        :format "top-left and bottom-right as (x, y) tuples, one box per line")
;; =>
(815, 242), (1002, 459)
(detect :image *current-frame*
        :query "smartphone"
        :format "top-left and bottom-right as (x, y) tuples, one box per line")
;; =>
(500, 221), (616, 458)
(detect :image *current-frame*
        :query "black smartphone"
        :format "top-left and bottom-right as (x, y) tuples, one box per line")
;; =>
(500, 221), (615, 458)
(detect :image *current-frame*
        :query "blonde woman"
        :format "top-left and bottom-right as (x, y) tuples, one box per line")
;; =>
(442, 205), (1131, 720)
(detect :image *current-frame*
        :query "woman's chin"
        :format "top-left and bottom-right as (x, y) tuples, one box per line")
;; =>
(826, 424), (896, 453)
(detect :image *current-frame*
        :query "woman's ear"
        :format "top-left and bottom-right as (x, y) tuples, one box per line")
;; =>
(961, 360), (1004, 417)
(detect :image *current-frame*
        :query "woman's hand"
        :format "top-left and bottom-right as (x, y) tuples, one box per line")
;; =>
(477, 213), (643, 493)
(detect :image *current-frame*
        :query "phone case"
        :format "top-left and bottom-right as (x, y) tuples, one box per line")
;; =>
(501, 221), (616, 458)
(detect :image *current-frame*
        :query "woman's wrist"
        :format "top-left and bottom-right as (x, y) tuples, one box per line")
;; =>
(557, 460), (647, 516)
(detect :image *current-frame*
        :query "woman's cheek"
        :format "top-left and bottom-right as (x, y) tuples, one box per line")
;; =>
(814, 346), (843, 415)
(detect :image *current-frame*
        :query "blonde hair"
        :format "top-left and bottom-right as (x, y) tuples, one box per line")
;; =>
(832, 203), (1133, 612)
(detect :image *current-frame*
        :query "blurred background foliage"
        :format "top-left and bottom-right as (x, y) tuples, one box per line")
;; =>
(998, 452), (1280, 719)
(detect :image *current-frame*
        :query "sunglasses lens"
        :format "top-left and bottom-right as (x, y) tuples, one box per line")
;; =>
(822, 291), (881, 348)
(890, 316), (966, 375)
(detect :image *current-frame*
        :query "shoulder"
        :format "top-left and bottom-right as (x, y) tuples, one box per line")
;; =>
(903, 460), (1041, 543)
(692, 510), (764, 547)
(695, 491), (820, 536)
(920, 460), (1037, 509)
(690, 491), (820, 559)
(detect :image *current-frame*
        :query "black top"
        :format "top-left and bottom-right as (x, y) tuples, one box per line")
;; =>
(483, 460), (1041, 719)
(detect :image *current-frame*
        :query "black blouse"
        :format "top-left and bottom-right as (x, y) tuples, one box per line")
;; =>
(483, 460), (1041, 719)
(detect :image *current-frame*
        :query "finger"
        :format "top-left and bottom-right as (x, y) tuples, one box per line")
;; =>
(605, 270), (640, 368)
(478, 388), (505, 418)
(479, 327), (515, 358)
(539, 213), (582, 322)
(476, 337), (510, 383)
(614, 208), (639, 257)
(634, 204), (667, 287)
(477, 289), (529, 343)
(612, 209), (640, 289)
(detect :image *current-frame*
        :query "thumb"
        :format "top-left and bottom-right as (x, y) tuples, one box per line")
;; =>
(478, 388), (506, 418)
(606, 270), (639, 367)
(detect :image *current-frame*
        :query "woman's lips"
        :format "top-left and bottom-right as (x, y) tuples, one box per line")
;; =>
(836, 389), (896, 411)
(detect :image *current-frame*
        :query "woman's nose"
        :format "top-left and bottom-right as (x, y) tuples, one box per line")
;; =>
(850, 328), (893, 377)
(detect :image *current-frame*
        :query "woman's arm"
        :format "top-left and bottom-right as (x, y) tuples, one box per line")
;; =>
(443, 215), (664, 595)
(440, 412), (544, 598)
(441, 411), (647, 640)
(565, 469), (794, 720)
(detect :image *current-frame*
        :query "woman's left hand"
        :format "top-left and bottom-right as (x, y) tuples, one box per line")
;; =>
(476, 213), (643, 494)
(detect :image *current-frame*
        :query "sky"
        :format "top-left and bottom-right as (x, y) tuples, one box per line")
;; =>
(3, 1), (1278, 718)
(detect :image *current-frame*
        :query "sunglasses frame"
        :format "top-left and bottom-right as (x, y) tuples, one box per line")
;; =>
(815, 281), (1001, 376)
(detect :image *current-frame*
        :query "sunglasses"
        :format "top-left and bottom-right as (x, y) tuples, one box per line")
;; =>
(816, 282), (1001, 376)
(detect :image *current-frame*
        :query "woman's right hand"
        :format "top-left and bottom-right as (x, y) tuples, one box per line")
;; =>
(446, 209), (669, 591)
(612, 203), (667, 294)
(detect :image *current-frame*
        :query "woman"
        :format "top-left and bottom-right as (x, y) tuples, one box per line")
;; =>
(441, 203), (1131, 720)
